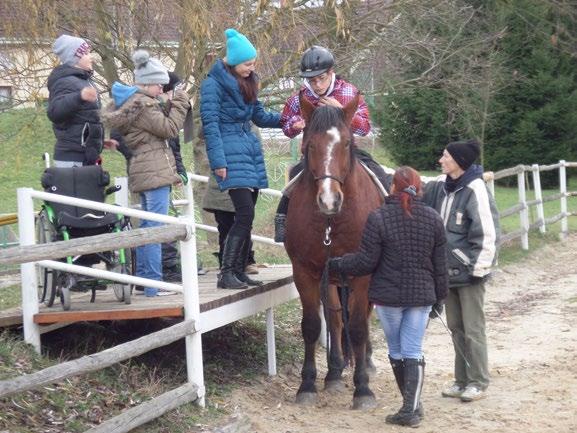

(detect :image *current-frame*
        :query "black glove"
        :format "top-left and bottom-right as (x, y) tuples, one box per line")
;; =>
(328, 257), (342, 274)
(429, 302), (444, 319)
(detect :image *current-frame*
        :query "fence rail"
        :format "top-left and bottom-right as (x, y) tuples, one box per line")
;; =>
(488, 159), (576, 249)
(7, 180), (205, 433)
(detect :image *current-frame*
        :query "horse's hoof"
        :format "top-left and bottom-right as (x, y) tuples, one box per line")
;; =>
(352, 395), (377, 410)
(296, 392), (317, 406)
(324, 380), (346, 393)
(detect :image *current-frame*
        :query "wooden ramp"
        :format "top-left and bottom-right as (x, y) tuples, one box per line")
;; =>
(0, 265), (295, 331)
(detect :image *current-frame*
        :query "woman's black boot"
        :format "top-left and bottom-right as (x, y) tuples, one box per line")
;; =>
(386, 358), (425, 427)
(235, 235), (263, 286)
(386, 356), (424, 423)
(217, 235), (248, 289)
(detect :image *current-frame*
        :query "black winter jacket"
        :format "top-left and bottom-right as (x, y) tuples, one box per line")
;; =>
(338, 196), (448, 307)
(47, 65), (103, 164)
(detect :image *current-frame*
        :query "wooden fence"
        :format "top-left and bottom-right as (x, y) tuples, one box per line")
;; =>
(0, 180), (206, 432)
(487, 160), (577, 249)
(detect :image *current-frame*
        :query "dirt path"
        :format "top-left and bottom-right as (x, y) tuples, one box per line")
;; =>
(212, 235), (577, 433)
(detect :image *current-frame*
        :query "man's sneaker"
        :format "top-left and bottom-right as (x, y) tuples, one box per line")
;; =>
(441, 383), (465, 398)
(460, 385), (487, 402)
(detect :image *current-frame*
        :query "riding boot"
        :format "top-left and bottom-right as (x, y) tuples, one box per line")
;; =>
(386, 358), (424, 427)
(234, 235), (263, 286)
(274, 213), (287, 243)
(386, 357), (424, 424)
(217, 235), (248, 289)
(274, 195), (290, 243)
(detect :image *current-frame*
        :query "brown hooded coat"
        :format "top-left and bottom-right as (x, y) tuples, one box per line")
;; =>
(101, 90), (189, 193)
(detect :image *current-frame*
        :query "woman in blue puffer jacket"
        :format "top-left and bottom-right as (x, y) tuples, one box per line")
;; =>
(200, 28), (282, 289)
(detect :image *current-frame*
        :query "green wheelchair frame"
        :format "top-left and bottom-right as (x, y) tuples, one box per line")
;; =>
(36, 202), (134, 311)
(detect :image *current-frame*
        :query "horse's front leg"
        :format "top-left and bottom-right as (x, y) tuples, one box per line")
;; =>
(324, 283), (346, 392)
(349, 277), (377, 410)
(295, 273), (322, 406)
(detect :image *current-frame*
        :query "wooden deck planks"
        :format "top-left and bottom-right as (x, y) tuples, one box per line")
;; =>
(0, 265), (293, 327)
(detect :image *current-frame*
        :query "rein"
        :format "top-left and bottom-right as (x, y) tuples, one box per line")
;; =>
(319, 217), (353, 369)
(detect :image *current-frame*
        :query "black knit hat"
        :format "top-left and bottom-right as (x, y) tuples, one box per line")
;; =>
(446, 139), (480, 170)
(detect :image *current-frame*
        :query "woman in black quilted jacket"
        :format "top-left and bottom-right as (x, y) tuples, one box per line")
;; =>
(329, 166), (448, 428)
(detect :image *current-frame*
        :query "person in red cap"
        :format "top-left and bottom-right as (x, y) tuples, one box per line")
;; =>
(423, 139), (500, 403)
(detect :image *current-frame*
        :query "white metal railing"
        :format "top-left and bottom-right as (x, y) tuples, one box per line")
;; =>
(16, 179), (205, 407)
(115, 174), (283, 247)
(487, 160), (577, 249)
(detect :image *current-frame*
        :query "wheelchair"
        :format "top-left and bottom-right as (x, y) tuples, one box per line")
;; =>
(36, 164), (135, 310)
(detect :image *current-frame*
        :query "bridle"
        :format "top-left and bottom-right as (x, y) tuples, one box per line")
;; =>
(313, 173), (346, 185)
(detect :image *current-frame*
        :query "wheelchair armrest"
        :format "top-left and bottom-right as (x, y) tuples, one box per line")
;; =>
(105, 185), (122, 195)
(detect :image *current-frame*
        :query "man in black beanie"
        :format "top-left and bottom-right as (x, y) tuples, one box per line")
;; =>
(423, 138), (500, 403)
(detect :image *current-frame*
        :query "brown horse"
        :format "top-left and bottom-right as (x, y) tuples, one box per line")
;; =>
(284, 95), (383, 409)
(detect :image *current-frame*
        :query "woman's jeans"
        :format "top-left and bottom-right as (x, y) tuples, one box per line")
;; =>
(136, 186), (171, 289)
(375, 305), (432, 360)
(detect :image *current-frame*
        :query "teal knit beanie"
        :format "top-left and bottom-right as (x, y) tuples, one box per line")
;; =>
(225, 28), (257, 66)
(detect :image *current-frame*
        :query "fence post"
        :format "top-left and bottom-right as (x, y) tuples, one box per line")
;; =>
(559, 160), (568, 240)
(266, 308), (277, 376)
(532, 164), (546, 234)
(17, 188), (41, 353)
(518, 171), (529, 250)
(180, 178), (206, 406)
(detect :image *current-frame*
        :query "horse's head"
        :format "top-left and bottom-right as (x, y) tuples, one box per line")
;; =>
(300, 94), (359, 215)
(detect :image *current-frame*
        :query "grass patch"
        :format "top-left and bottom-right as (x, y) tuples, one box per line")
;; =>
(0, 300), (304, 432)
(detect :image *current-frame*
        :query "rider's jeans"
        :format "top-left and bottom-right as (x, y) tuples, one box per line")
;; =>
(375, 305), (431, 360)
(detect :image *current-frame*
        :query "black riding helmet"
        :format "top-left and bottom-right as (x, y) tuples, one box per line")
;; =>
(299, 46), (335, 78)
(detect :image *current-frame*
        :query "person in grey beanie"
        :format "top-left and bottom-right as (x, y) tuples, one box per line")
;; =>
(101, 50), (190, 297)
(47, 34), (116, 166)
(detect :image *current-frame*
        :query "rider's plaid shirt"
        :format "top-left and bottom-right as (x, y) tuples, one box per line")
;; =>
(280, 78), (371, 145)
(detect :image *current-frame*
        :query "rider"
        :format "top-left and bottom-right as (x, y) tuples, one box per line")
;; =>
(274, 45), (388, 242)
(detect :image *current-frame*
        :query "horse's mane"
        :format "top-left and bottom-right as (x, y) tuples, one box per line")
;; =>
(305, 105), (346, 136)
(302, 105), (356, 170)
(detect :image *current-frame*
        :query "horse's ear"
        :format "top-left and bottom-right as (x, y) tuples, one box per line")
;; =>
(343, 93), (360, 126)
(299, 92), (315, 124)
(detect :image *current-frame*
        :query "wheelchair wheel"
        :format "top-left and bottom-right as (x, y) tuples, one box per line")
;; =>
(110, 247), (133, 305)
(36, 209), (57, 307)
(59, 273), (72, 311)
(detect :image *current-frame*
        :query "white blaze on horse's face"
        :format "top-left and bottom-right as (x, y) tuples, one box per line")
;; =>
(317, 126), (343, 215)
